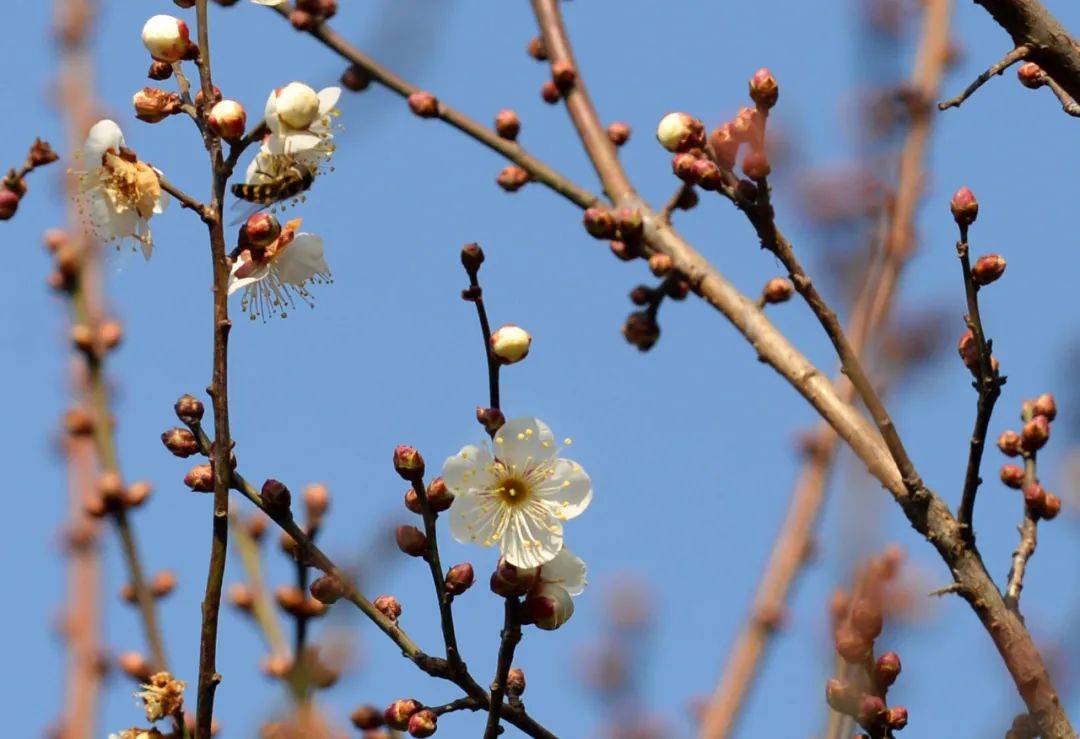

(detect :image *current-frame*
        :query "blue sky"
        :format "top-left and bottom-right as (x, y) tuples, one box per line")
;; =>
(2, 1), (1079, 737)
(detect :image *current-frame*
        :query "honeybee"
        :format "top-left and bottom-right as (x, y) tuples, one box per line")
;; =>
(231, 159), (316, 205)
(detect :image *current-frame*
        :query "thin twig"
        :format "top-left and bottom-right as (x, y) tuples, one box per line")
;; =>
(483, 599), (523, 739)
(1005, 455), (1040, 609)
(463, 254), (501, 416)
(157, 174), (208, 220)
(1042, 75), (1080, 116)
(659, 183), (694, 223)
(938, 45), (1029, 110)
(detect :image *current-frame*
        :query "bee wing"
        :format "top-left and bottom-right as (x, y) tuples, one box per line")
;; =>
(228, 198), (268, 226)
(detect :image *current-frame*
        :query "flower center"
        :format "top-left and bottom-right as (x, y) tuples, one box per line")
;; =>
(102, 151), (161, 219)
(495, 476), (532, 507)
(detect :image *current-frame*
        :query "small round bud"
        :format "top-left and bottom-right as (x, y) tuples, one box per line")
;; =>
(148, 61), (174, 81)
(490, 324), (532, 364)
(1023, 483), (1046, 510)
(825, 678), (859, 715)
(184, 464), (214, 492)
(997, 430), (1022, 457)
(118, 651), (153, 682)
(615, 208), (644, 241)
(850, 598), (883, 640)
(741, 149), (772, 180)
(507, 668), (526, 696)
(260, 479), (292, 518)
(609, 239), (636, 261)
(886, 706), (909, 730)
(242, 212), (281, 249)
(749, 67), (779, 109)
(303, 482), (330, 521)
(273, 82), (320, 128)
(98, 320), (123, 351)
(496, 165), (529, 192)
(762, 277), (794, 304)
(384, 699), (422, 731)
(460, 242), (485, 273)
(310, 573), (346, 604)
(126, 480), (152, 508)
(407, 91), (439, 118)
(607, 121), (631, 146)
(971, 254), (1006, 286)
(656, 112), (705, 153)
(426, 476), (454, 512)
(445, 563), (475, 595)
(151, 570), (177, 598)
(64, 408), (95, 436)
(709, 124), (740, 170)
(489, 560), (538, 597)
(174, 395), (204, 424)
(1040, 492), (1062, 520)
(208, 100), (247, 142)
(274, 584), (306, 614)
(540, 81), (561, 104)
(408, 709), (437, 738)
(477, 406), (506, 435)
(228, 582), (254, 612)
(141, 15), (191, 63)
(393, 445), (425, 480)
(494, 109), (521, 141)
(957, 330), (978, 371)
(396, 525), (427, 557)
(629, 285), (653, 306)
(71, 324), (95, 353)
(875, 651), (902, 687)
(350, 705), (384, 730)
(133, 87), (181, 123)
(1032, 393), (1057, 421)
(162, 427), (199, 458)
(834, 626), (872, 663)
(1017, 62), (1045, 89)
(622, 311), (660, 351)
(193, 86), (222, 109)
(527, 36), (548, 61)
(583, 208), (617, 239)
(1021, 415), (1050, 452)
(1000, 464), (1025, 489)
(857, 694), (887, 728)
(551, 60), (576, 90)
(648, 253), (673, 277)
(374, 594), (402, 621)
(691, 159), (723, 191)
(523, 583), (574, 630)
(671, 153), (698, 182)
(289, 9), (316, 30)
(950, 186), (978, 226)
(340, 65), (371, 92)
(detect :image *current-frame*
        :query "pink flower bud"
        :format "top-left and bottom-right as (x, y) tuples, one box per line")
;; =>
(950, 186), (978, 226)
(825, 678), (859, 715)
(185, 464), (214, 493)
(607, 121), (631, 146)
(971, 253), (1006, 286)
(583, 207), (617, 239)
(762, 277), (794, 304)
(141, 15), (191, 63)
(834, 626), (871, 664)
(1021, 415), (1050, 452)
(672, 153), (699, 183)
(540, 80), (561, 104)
(161, 427), (199, 458)
(395, 525), (427, 557)
(407, 709), (438, 738)
(742, 149), (772, 180)
(997, 430), (1022, 457)
(691, 159), (723, 191)
(523, 583), (574, 630)
(445, 563), (475, 595)
(1023, 483), (1046, 510)
(886, 706), (909, 730)
(1040, 492), (1062, 520)
(1000, 464), (1025, 489)
(857, 694), (887, 728)
(407, 91), (439, 118)
(850, 598), (883, 640)
(384, 699), (422, 731)
(374, 594), (402, 621)
(616, 208), (644, 240)
(494, 108), (521, 141)
(1032, 393), (1057, 421)
(208, 99), (247, 141)
(490, 560), (538, 597)
(490, 324), (532, 364)
(957, 330), (978, 371)
(551, 60), (577, 91)
(648, 253), (673, 277)
(1017, 62), (1045, 89)
(393, 445), (425, 480)
(709, 124), (740, 169)
(496, 165), (530, 192)
(507, 668), (526, 696)
(527, 36), (548, 61)
(0, 188), (18, 220)
(749, 67), (779, 109)
(875, 651), (902, 687)
(656, 112), (705, 153)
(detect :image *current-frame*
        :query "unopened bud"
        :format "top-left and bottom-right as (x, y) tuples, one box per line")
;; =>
(310, 573), (346, 604)
(1017, 62), (1045, 89)
(997, 430), (1022, 457)
(622, 311), (660, 351)
(886, 706), (909, 730)
(656, 112), (705, 153)
(148, 61), (173, 81)
(384, 699), (422, 731)
(185, 464), (214, 493)
(460, 242), (484, 274)
(71, 323), (95, 353)
(971, 254), (1006, 286)
(671, 153), (698, 182)
(490, 324), (532, 364)
(507, 667), (526, 696)
(426, 476), (454, 512)
(494, 109), (521, 141)
(957, 330), (978, 371)
(489, 560), (538, 597)
(151, 570), (177, 598)
(950, 186), (978, 226)
(1021, 415), (1050, 452)
(162, 427), (199, 457)
(615, 208), (643, 241)
(64, 407), (95, 436)
(1040, 492), (1061, 520)
(834, 626), (872, 664)
(407, 91), (439, 118)
(692, 158), (723, 191)
(1032, 393), (1057, 421)
(340, 65), (371, 92)
(709, 124), (740, 169)
(1000, 464), (1025, 489)
(118, 651), (152, 682)
(374, 594), (402, 621)
(408, 709), (438, 738)
(607, 121), (631, 146)
(1023, 483), (1046, 510)
(98, 320), (123, 351)
(228, 582), (254, 612)
(496, 165), (529, 191)
(141, 15), (191, 63)
(609, 239), (636, 261)
(174, 395), (204, 424)
(825, 678), (859, 715)
(393, 445), (425, 480)
(396, 525), (427, 557)
(741, 149), (771, 180)
(527, 36), (548, 61)
(0, 188), (19, 221)
(445, 563), (475, 595)
(762, 277), (794, 304)
(303, 483), (329, 522)
(551, 60), (576, 90)
(133, 87), (181, 123)
(583, 207), (617, 239)
(857, 694), (887, 728)
(523, 583), (574, 630)
(477, 406), (506, 434)
(350, 705), (384, 730)
(749, 67), (779, 109)
(850, 598), (883, 639)
(207, 100), (247, 141)
(875, 651), (901, 687)
(288, 8), (316, 30)
(648, 253), (673, 276)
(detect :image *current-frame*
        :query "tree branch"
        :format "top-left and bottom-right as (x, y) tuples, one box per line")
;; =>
(938, 45), (1029, 110)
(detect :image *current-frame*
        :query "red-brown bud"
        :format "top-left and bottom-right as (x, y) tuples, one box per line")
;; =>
(310, 573), (346, 605)
(396, 525), (427, 557)
(384, 699), (422, 731)
(426, 476), (454, 512)
(374, 594), (402, 621)
(551, 61), (577, 91)
(857, 694), (887, 728)
(741, 149), (771, 180)
(691, 158), (723, 191)
(117, 651), (153, 682)
(490, 560), (538, 597)
(1021, 415), (1050, 452)
(997, 430), (1022, 457)
(825, 678), (858, 716)
(494, 108), (521, 141)
(1017, 62), (1045, 89)
(1040, 492), (1062, 520)
(875, 651), (902, 687)
(184, 464), (214, 492)
(622, 311), (660, 351)
(496, 165), (530, 192)
(971, 254), (1006, 286)
(29, 139), (58, 167)
(851, 598), (883, 640)
(340, 65), (371, 92)
(835, 626), (872, 664)
(393, 445), (425, 480)
(527, 36), (547, 60)
(672, 152), (699, 182)
(648, 253), (673, 277)
(148, 61), (174, 81)
(289, 9), (316, 30)
(539, 80), (561, 104)
(98, 320), (123, 351)
(445, 563), (475, 595)
(260, 479), (292, 518)
(0, 188), (21, 220)
(1032, 393), (1057, 421)
(476, 406), (506, 435)
(228, 582), (254, 612)
(950, 186), (978, 226)
(886, 706), (909, 730)
(607, 121), (631, 146)
(1000, 464), (1025, 489)
(350, 705), (384, 730)
(151, 570), (177, 598)
(583, 207), (617, 239)
(609, 240), (637, 261)
(162, 427), (199, 458)
(1023, 483), (1046, 510)
(64, 408), (95, 436)
(749, 67), (779, 109)
(174, 394), (204, 424)
(957, 330), (978, 371)
(408, 709), (438, 738)
(615, 208), (644, 241)
(523, 583), (574, 630)
(507, 667), (526, 696)
(762, 277), (794, 304)
(407, 92), (439, 118)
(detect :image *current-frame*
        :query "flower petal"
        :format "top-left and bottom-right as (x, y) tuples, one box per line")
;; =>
(448, 490), (500, 546)
(493, 417), (557, 471)
(317, 86), (341, 114)
(274, 233), (328, 285)
(442, 444), (495, 494)
(535, 458), (592, 521)
(84, 119), (124, 166)
(539, 546), (586, 596)
(228, 259), (269, 295)
(500, 503), (562, 569)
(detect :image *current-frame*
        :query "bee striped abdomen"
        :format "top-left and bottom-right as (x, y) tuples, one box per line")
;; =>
(230, 164), (315, 205)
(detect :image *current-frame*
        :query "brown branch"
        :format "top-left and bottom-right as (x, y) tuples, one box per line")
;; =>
(938, 45), (1029, 110)
(1005, 453), (1040, 609)
(157, 174), (209, 220)
(462, 248), (501, 416)
(1042, 75), (1080, 116)
(483, 599), (523, 739)
(702, 2), (953, 732)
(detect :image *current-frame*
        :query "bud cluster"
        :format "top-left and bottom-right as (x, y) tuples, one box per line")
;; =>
(287, 0), (338, 30)
(996, 394), (1061, 520)
(0, 139), (58, 221)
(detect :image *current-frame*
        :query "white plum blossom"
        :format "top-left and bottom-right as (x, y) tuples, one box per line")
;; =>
(537, 545), (587, 596)
(75, 120), (168, 259)
(443, 417), (593, 569)
(229, 217), (331, 320)
(264, 82), (340, 159)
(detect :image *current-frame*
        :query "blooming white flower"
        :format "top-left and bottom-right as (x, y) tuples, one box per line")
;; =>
(443, 417), (593, 569)
(522, 549), (586, 630)
(229, 217), (331, 320)
(537, 545), (587, 596)
(76, 120), (168, 259)
(264, 82), (340, 158)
